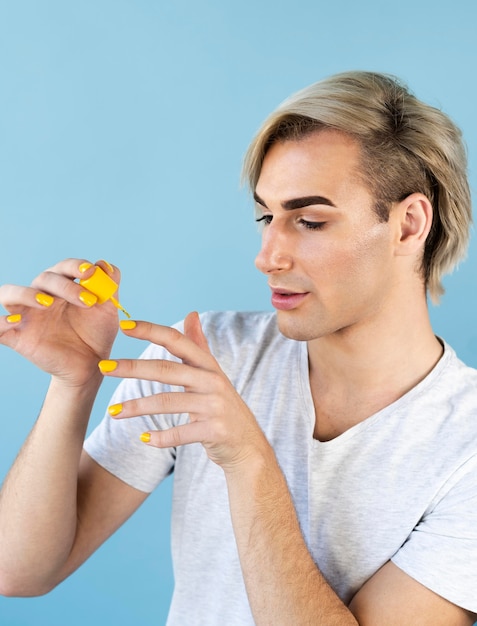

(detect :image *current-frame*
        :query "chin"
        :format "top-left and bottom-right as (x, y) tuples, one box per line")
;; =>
(276, 308), (346, 343)
(276, 316), (320, 342)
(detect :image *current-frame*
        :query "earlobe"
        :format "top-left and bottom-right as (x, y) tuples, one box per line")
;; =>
(395, 193), (433, 256)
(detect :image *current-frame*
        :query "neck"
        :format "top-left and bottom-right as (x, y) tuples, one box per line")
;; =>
(307, 292), (443, 441)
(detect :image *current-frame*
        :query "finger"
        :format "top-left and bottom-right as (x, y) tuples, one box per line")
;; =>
(0, 312), (23, 340)
(97, 357), (213, 389)
(95, 259), (120, 281)
(0, 284), (56, 311)
(47, 258), (121, 284)
(106, 391), (212, 420)
(140, 421), (207, 448)
(88, 259), (122, 286)
(42, 258), (96, 280)
(32, 258), (120, 306)
(184, 311), (211, 354)
(119, 320), (218, 369)
(30, 267), (100, 309)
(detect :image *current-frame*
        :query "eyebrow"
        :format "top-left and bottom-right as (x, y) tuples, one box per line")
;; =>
(253, 191), (336, 210)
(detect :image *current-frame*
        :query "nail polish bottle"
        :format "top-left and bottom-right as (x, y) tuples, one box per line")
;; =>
(79, 266), (130, 317)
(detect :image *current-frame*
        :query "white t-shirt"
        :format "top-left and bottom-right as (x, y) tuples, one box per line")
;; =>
(85, 311), (477, 624)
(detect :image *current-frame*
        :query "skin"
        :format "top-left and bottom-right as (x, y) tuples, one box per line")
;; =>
(0, 132), (475, 624)
(253, 132), (445, 441)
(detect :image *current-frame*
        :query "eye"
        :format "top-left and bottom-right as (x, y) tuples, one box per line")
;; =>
(299, 219), (326, 231)
(255, 214), (272, 230)
(255, 214), (272, 224)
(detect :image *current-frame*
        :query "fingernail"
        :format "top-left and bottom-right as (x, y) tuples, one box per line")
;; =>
(98, 359), (118, 373)
(140, 432), (151, 443)
(79, 262), (93, 273)
(35, 293), (54, 307)
(6, 314), (22, 323)
(119, 320), (137, 330)
(79, 291), (98, 307)
(99, 259), (114, 274)
(108, 403), (123, 416)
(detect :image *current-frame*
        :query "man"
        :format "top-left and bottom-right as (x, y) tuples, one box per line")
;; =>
(0, 71), (476, 625)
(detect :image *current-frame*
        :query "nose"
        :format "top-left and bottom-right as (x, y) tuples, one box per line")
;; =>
(255, 223), (293, 274)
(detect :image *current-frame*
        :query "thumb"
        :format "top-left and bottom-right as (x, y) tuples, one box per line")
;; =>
(184, 311), (211, 353)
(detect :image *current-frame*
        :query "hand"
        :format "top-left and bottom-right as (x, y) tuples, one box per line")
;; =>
(0, 258), (120, 387)
(99, 312), (271, 471)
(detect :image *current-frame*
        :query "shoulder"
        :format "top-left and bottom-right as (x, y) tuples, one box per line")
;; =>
(441, 340), (477, 379)
(436, 341), (477, 416)
(407, 342), (477, 465)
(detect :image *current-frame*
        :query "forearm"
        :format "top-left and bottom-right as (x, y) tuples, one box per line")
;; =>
(113, 315), (357, 622)
(225, 447), (358, 626)
(0, 375), (101, 596)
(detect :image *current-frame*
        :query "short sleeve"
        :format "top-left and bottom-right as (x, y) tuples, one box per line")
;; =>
(84, 341), (188, 494)
(392, 453), (477, 613)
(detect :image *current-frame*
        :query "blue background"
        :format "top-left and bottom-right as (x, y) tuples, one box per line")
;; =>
(0, 1), (476, 624)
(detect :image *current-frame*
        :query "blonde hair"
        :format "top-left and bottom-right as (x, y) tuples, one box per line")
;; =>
(243, 71), (472, 302)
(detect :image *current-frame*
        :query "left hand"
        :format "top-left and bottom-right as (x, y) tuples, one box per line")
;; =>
(99, 312), (271, 472)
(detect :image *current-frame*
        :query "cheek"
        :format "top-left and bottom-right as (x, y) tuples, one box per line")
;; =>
(303, 223), (393, 284)
(360, 221), (394, 263)
(345, 224), (395, 290)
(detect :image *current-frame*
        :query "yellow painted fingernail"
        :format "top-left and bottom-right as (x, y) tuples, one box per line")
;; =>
(35, 293), (54, 307)
(108, 403), (123, 416)
(79, 291), (98, 307)
(98, 359), (118, 373)
(99, 259), (114, 274)
(140, 432), (151, 443)
(6, 314), (22, 323)
(79, 262), (93, 273)
(119, 319), (137, 330)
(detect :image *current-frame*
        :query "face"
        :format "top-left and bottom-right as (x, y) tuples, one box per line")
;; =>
(254, 130), (399, 343)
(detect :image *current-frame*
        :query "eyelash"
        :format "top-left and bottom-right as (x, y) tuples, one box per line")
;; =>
(255, 215), (326, 231)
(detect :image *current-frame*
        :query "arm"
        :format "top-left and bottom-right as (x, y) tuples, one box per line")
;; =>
(0, 259), (147, 596)
(103, 312), (476, 625)
(225, 444), (354, 624)
(0, 385), (148, 596)
(225, 453), (476, 625)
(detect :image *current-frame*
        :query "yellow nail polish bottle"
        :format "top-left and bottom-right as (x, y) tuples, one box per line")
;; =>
(79, 266), (130, 318)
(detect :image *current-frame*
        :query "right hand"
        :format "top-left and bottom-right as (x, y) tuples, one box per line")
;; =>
(0, 258), (120, 387)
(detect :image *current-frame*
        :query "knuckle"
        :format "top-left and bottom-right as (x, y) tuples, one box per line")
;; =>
(158, 392), (176, 413)
(159, 427), (182, 448)
(208, 395), (225, 415)
(158, 358), (178, 377)
(167, 327), (184, 344)
(207, 418), (228, 442)
(209, 370), (227, 391)
(169, 428), (183, 447)
(140, 321), (154, 336)
(129, 359), (143, 377)
(0, 284), (14, 304)
(30, 270), (50, 287)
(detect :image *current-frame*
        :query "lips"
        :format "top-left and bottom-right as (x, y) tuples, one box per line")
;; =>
(270, 288), (308, 311)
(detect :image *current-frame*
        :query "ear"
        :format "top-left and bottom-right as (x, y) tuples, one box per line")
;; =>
(394, 193), (433, 257)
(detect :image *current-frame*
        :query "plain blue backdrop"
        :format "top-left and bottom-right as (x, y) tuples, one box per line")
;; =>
(0, 1), (476, 624)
